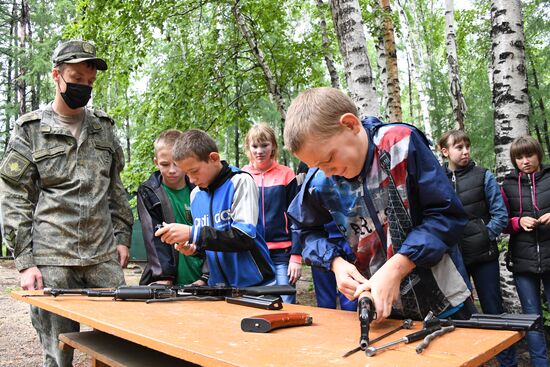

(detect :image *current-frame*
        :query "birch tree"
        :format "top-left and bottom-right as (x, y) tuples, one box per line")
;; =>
(375, 37), (389, 121)
(1, 0), (17, 154)
(529, 57), (550, 158)
(330, 0), (379, 117)
(491, 0), (529, 179)
(444, 0), (466, 130)
(408, 0), (453, 137)
(379, 0), (401, 122)
(396, 0), (433, 142)
(232, 1), (287, 122)
(17, 0), (31, 115)
(316, 0), (340, 88)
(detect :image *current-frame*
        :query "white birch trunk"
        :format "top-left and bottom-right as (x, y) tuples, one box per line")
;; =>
(444, 0), (467, 130)
(409, 0), (440, 124)
(330, 0), (379, 117)
(491, 0), (529, 180)
(17, 0), (30, 115)
(375, 36), (389, 121)
(317, 0), (340, 88)
(396, 0), (433, 143)
(379, 0), (402, 122)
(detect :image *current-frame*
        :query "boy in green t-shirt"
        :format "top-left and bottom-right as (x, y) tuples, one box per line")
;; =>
(137, 129), (207, 285)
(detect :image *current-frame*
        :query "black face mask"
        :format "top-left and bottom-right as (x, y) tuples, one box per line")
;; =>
(59, 74), (92, 109)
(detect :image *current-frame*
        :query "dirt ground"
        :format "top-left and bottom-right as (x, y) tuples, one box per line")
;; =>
(0, 259), (534, 367)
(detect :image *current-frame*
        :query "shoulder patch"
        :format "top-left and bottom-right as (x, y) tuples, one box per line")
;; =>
(0, 150), (31, 183)
(16, 110), (42, 126)
(92, 109), (115, 125)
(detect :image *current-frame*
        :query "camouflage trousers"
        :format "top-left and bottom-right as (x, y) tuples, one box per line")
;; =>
(30, 259), (125, 367)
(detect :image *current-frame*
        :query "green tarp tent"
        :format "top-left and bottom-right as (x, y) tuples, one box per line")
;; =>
(130, 219), (147, 262)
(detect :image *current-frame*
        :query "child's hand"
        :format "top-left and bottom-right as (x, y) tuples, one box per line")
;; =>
(155, 222), (192, 244)
(191, 279), (207, 286)
(288, 262), (302, 285)
(538, 213), (550, 226)
(174, 242), (196, 256)
(355, 254), (415, 323)
(330, 256), (367, 301)
(519, 216), (539, 231)
(360, 265), (400, 322)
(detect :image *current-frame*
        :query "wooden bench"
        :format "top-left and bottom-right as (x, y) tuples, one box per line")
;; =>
(59, 330), (198, 367)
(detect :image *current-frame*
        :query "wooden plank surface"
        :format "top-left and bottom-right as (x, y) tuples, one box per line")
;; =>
(12, 291), (522, 367)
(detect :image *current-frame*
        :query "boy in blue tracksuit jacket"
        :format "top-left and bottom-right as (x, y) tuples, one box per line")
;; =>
(155, 129), (275, 287)
(284, 87), (473, 321)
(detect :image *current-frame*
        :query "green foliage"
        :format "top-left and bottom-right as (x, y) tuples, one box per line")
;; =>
(0, 0), (79, 154)
(524, 0), (550, 159)
(60, 0), (331, 189)
(498, 236), (509, 252)
(454, 3), (495, 170)
(543, 303), (550, 327)
(409, 0), (453, 138)
(2, 0), (548, 192)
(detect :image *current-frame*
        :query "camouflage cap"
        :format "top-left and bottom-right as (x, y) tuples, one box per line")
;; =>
(52, 40), (108, 70)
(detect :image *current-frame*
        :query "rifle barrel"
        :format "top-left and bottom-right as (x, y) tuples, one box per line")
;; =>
(43, 288), (111, 297)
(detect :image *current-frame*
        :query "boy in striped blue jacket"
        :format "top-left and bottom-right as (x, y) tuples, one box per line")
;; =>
(284, 87), (473, 322)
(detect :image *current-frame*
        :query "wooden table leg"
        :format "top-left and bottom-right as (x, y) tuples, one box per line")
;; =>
(92, 359), (109, 367)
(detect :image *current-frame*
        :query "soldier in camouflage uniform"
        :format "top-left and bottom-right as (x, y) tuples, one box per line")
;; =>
(0, 40), (133, 367)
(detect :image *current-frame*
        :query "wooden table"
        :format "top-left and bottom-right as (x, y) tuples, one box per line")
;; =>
(12, 291), (521, 366)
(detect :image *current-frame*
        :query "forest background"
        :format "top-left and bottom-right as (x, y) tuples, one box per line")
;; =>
(0, 0), (548, 195)
(0, 0), (549, 340)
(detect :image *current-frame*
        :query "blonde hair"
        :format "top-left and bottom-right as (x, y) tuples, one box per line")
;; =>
(244, 123), (278, 162)
(154, 129), (183, 156)
(284, 87), (358, 153)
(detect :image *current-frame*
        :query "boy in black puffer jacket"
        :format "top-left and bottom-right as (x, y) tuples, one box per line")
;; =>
(137, 129), (207, 286)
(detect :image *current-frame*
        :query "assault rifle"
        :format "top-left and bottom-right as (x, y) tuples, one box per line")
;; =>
(39, 284), (296, 310)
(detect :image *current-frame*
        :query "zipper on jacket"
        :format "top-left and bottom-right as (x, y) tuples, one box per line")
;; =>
(451, 171), (457, 192)
(528, 174), (542, 272)
(209, 191), (231, 285)
(260, 172), (266, 231)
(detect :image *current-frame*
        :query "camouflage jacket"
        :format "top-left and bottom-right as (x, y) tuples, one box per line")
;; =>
(0, 104), (133, 271)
